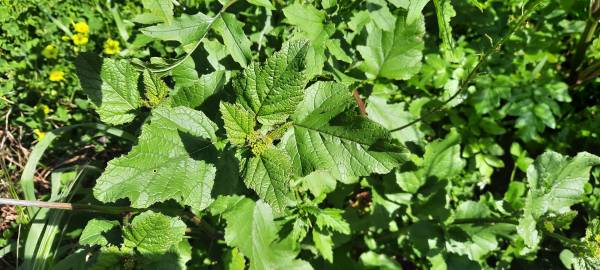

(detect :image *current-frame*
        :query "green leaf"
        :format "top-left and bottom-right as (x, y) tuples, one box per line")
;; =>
(142, 70), (169, 106)
(217, 197), (311, 270)
(132, 0), (174, 24)
(316, 208), (351, 235)
(123, 211), (186, 254)
(525, 151), (600, 219)
(90, 246), (134, 270)
(234, 40), (309, 125)
(325, 39), (352, 63)
(141, 12), (213, 53)
(433, 0), (456, 56)
(214, 13), (252, 67)
(312, 230), (333, 262)
(422, 128), (465, 179)
(225, 248), (246, 270)
(282, 82), (406, 181)
(367, 0), (397, 32)
(171, 71), (225, 108)
(220, 102), (256, 146)
(407, 0), (430, 24)
(79, 219), (119, 247)
(93, 106), (217, 211)
(366, 95), (423, 143)
(246, 0), (275, 9)
(283, 4), (328, 41)
(76, 55), (142, 125)
(242, 147), (293, 212)
(357, 14), (425, 80)
(518, 151), (600, 248)
(171, 58), (226, 108)
(283, 4), (334, 77)
(360, 251), (402, 269)
(517, 214), (540, 248)
(449, 201), (515, 260)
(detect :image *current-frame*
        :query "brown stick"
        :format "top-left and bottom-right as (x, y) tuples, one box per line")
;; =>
(352, 89), (367, 116)
(0, 198), (138, 215)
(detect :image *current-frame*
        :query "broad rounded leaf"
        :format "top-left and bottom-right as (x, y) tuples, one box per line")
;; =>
(93, 106), (217, 211)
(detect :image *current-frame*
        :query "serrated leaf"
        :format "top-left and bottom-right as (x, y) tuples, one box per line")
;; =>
(423, 128), (465, 179)
(214, 13), (252, 67)
(234, 40), (309, 125)
(143, 69), (169, 106)
(312, 230), (333, 262)
(316, 208), (351, 235)
(220, 102), (255, 146)
(141, 12), (213, 53)
(93, 106), (217, 211)
(79, 219), (119, 247)
(357, 14), (425, 80)
(123, 211), (186, 254)
(217, 197), (311, 270)
(90, 246), (134, 270)
(76, 54), (141, 125)
(242, 147), (293, 212)
(283, 81), (406, 181)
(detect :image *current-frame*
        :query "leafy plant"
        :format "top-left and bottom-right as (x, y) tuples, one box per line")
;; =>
(3, 0), (600, 269)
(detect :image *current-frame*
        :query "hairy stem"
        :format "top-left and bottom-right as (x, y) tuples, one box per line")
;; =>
(390, 0), (545, 132)
(451, 217), (518, 225)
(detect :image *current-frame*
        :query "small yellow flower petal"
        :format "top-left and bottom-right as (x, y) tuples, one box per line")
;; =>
(103, 38), (121, 55)
(49, 70), (65, 82)
(33, 129), (46, 140)
(37, 104), (50, 115)
(42, 45), (58, 59)
(72, 33), (89, 46)
(73, 21), (89, 34)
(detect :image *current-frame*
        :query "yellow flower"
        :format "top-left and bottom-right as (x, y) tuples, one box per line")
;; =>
(49, 70), (65, 82)
(62, 35), (70, 41)
(73, 21), (89, 34)
(42, 44), (58, 59)
(103, 38), (121, 55)
(33, 129), (46, 140)
(72, 33), (89, 46)
(37, 104), (51, 115)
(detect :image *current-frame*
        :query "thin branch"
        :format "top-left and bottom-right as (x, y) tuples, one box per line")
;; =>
(389, 0), (545, 133)
(0, 198), (138, 215)
(451, 217), (518, 225)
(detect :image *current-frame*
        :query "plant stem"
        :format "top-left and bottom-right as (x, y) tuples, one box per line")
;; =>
(0, 198), (139, 215)
(569, 18), (599, 82)
(451, 217), (518, 225)
(390, 0), (545, 133)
